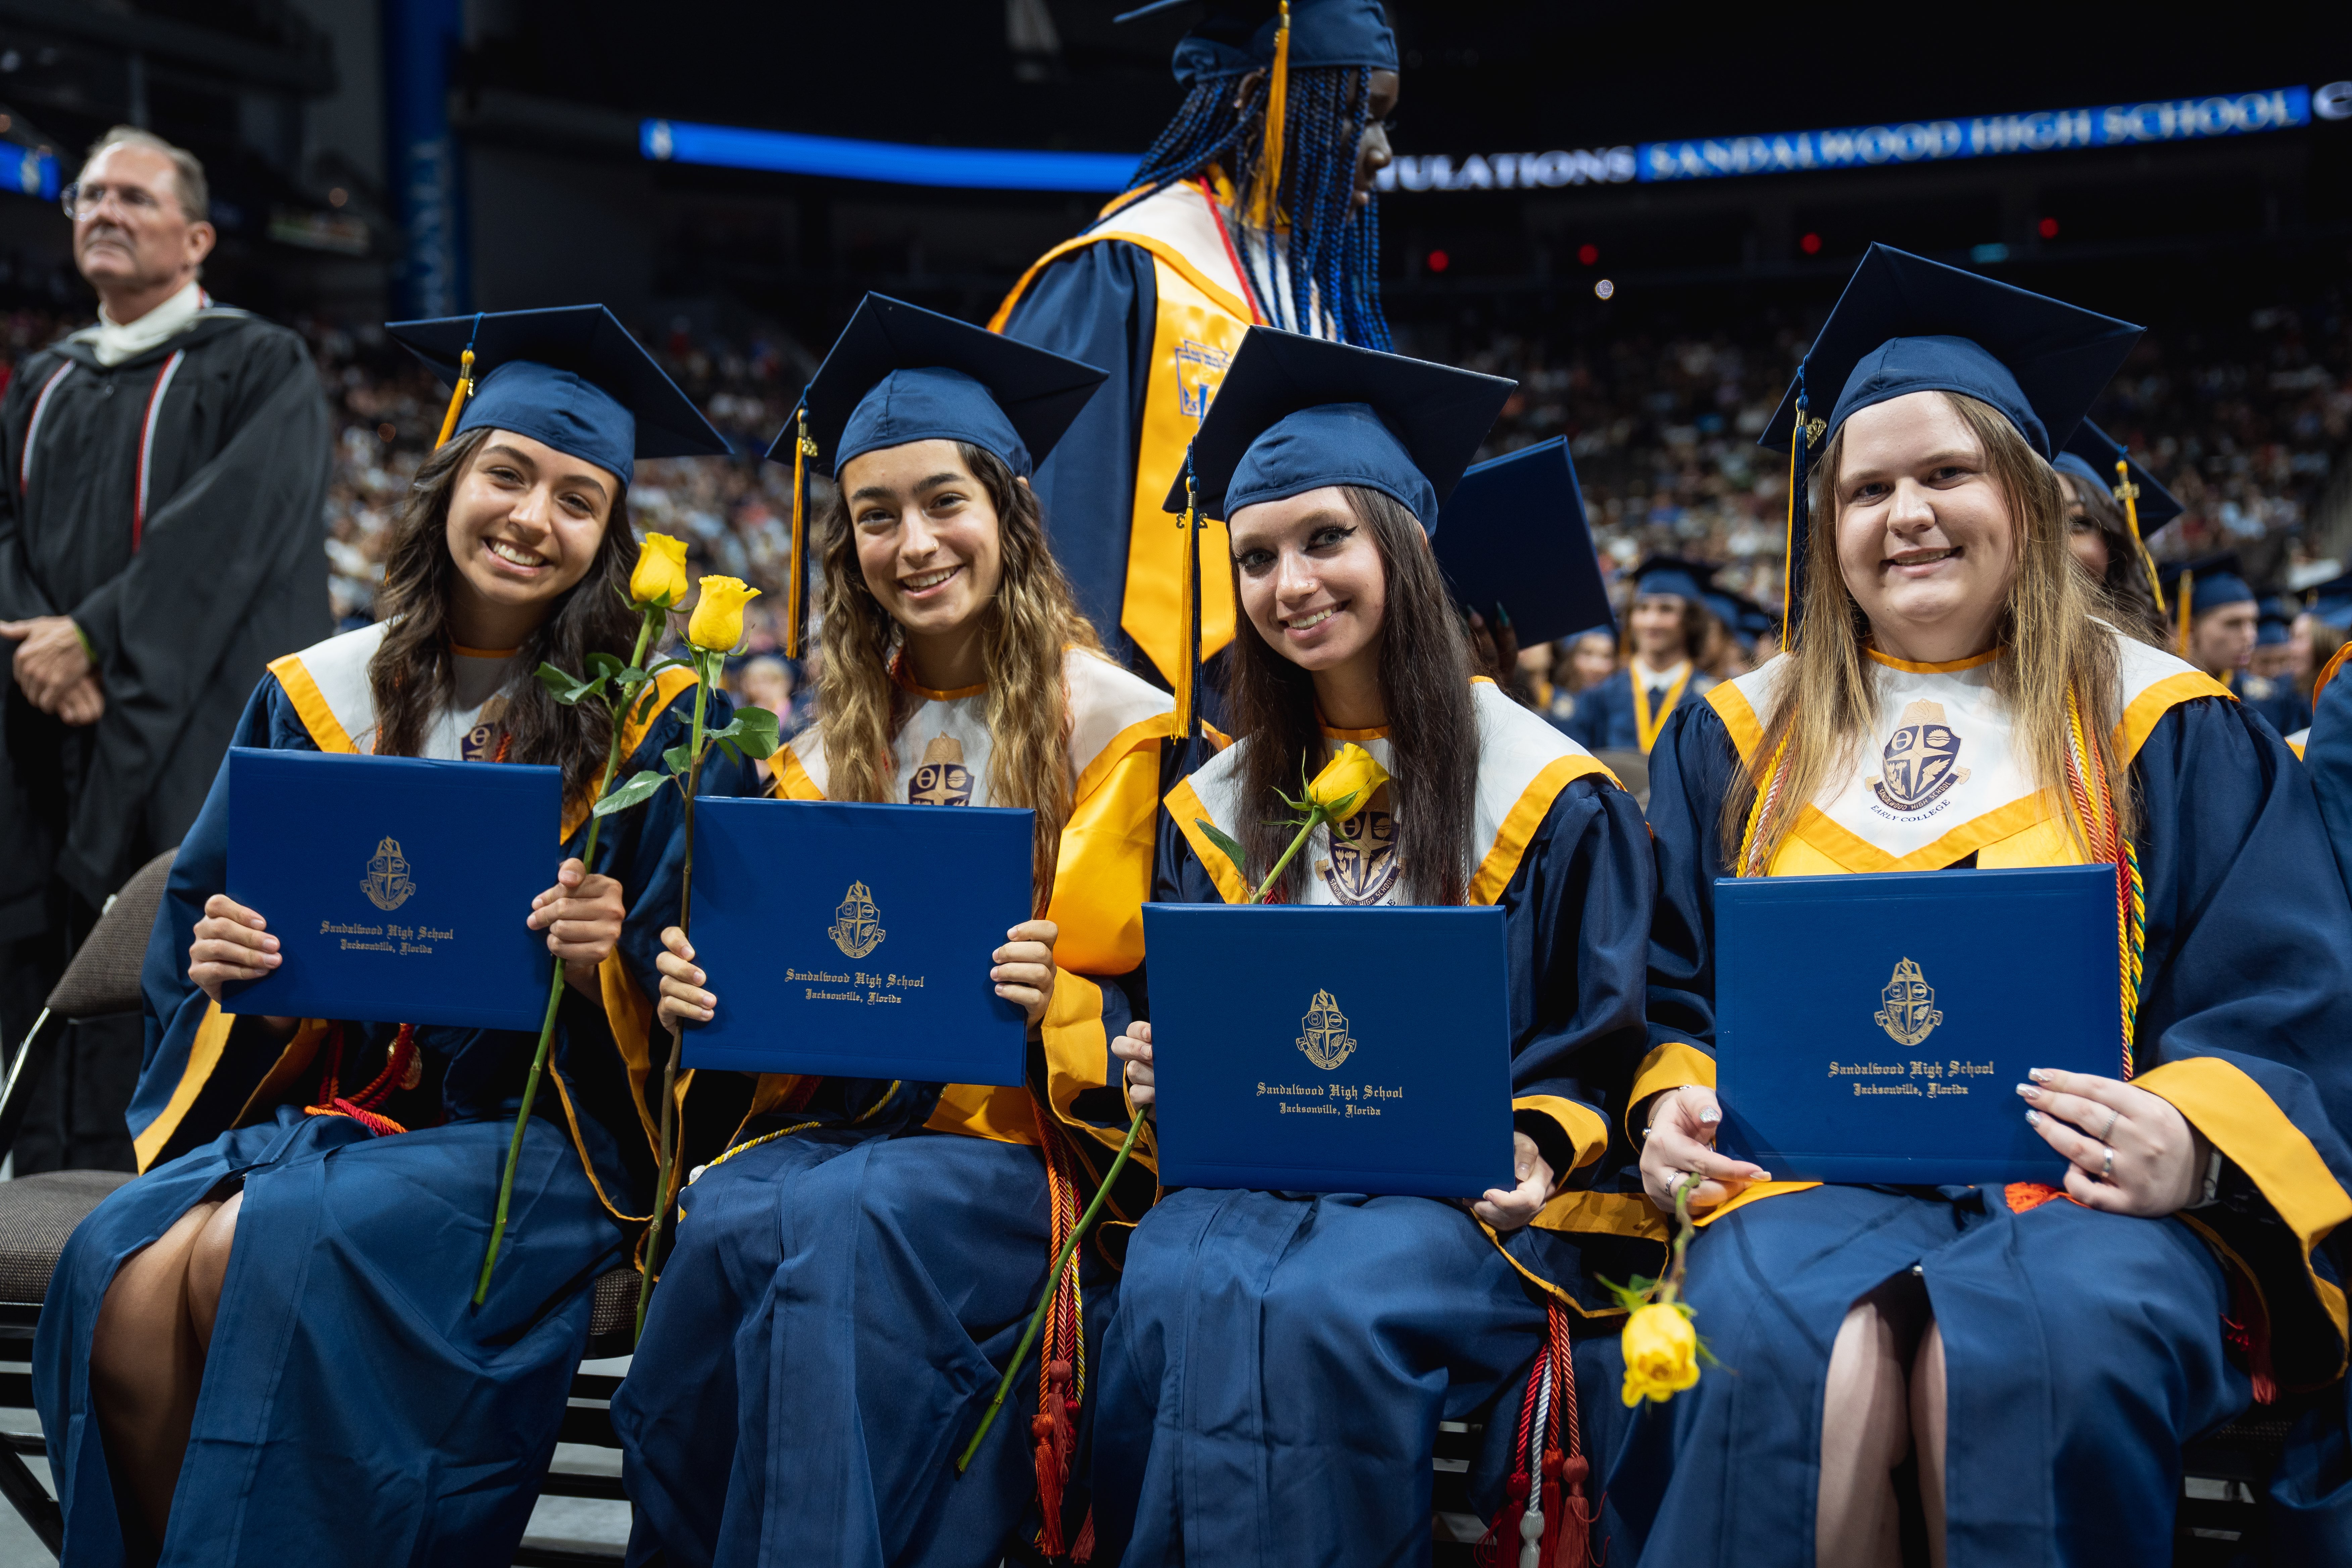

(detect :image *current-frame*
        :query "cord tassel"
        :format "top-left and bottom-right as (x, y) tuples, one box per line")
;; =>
(2114, 455), (2165, 614)
(787, 403), (814, 659)
(1174, 454), (1202, 739)
(1250, 0), (1291, 231)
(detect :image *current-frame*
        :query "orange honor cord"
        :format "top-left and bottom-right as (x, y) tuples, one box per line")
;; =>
(433, 347), (476, 450)
(2115, 455), (2165, 614)
(787, 404), (814, 659)
(1250, 0), (1290, 230)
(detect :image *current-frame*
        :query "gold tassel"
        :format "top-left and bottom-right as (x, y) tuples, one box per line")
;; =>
(2115, 455), (2165, 614)
(433, 348), (475, 449)
(2176, 572), (2194, 659)
(1174, 468), (1199, 736)
(788, 405), (814, 660)
(1249, 0), (1290, 230)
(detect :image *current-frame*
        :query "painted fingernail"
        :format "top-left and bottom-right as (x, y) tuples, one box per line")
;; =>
(2024, 1108), (2042, 1126)
(2015, 1083), (2036, 1098)
(2028, 1068), (2052, 1083)
(1700, 1109), (1720, 1123)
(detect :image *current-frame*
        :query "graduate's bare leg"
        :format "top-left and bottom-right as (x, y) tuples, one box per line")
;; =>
(185, 1189), (241, 1348)
(1910, 1319), (1948, 1568)
(1815, 1276), (1925, 1568)
(90, 1197), (224, 1543)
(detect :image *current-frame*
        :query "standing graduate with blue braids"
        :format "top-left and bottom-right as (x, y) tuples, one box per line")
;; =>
(990, 0), (1399, 691)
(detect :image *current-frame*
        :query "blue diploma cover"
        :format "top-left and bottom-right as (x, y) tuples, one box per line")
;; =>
(1712, 864), (2122, 1184)
(679, 799), (1033, 1086)
(1140, 903), (1515, 1198)
(223, 747), (560, 1030)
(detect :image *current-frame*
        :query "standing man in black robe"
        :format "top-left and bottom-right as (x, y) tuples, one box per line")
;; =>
(0, 126), (330, 1170)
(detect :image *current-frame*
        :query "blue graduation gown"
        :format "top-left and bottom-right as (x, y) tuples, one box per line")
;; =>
(1092, 735), (1663, 1566)
(32, 666), (740, 1567)
(998, 242), (1156, 668)
(1561, 664), (1712, 754)
(613, 658), (1185, 1568)
(1621, 693), (2352, 1567)
(2236, 671), (2312, 741)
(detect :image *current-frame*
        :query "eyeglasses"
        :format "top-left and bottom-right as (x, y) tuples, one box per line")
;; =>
(60, 182), (168, 224)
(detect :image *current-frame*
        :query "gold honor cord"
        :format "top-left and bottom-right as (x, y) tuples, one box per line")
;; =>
(432, 347), (476, 450)
(1249, 0), (1291, 231)
(787, 405), (815, 659)
(2115, 454), (2165, 614)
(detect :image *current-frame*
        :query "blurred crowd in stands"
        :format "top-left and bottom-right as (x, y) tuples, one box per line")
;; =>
(3, 284), (2348, 737)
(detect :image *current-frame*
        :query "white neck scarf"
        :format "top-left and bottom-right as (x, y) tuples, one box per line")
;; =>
(77, 279), (208, 367)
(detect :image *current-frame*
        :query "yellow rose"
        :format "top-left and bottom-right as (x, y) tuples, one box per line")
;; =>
(1619, 1301), (1701, 1407)
(686, 576), (760, 653)
(629, 532), (691, 609)
(1306, 742), (1390, 825)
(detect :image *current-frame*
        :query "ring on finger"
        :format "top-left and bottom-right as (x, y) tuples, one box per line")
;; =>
(2101, 1145), (2115, 1180)
(2101, 1107), (2119, 1142)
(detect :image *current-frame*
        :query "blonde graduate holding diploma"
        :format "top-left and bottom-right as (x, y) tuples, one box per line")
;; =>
(31, 308), (743, 1566)
(1621, 246), (2352, 1568)
(613, 295), (1191, 1567)
(1095, 329), (1662, 1567)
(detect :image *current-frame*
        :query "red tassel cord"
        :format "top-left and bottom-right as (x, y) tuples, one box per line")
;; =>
(1479, 1299), (1602, 1568)
(1031, 1105), (1092, 1560)
(303, 1022), (419, 1138)
(2222, 1265), (2279, 1406)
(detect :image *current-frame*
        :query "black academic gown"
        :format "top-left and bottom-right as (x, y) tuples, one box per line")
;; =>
(0, 309), (332, 924)
(0, 309), (328, 1170)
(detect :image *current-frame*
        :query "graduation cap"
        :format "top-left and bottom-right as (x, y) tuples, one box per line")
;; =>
(1430, 437), (1613, 648)
(1164, 327), (1512, 523)
(1159, 325), (1513, 731)
(1758, 244), (2141, 637)
(2055, 418), (2180, 612)
(2156, 551), (2255, 659)
(388, 306), (731, 487)
(1113, 0), (1262, 83)
(1628, 555), (1717, 607)
(2257, 613), (2291, 648)
(756, 293), (1109, 660)
(2308, 573), (2352, 633)
(1116, 0), (1397, 71)
(780, 293), (1106, 481)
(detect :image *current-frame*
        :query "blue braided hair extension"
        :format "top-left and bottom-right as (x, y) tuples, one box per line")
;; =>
(1114, 64), (1391, 350)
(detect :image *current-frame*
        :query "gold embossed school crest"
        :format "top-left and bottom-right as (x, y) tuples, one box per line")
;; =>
(1873, 957), (1943, 1046)
(1296, 988), (1358, 1071)
(361, 836), (416, 912)
(1868, 699), (1970, 813)
(828, 880), (886, 959)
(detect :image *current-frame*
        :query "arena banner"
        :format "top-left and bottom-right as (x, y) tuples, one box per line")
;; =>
(0, 146), (57, 202)
(1637, 87), (2312, 184)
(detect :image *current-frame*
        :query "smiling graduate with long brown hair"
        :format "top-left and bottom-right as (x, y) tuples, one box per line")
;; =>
(31, 307), (745, 1567)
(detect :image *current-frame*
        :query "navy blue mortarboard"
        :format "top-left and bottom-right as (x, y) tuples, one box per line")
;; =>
(761, 293), (1107, 660)
(2307, 574), (2352, 633)
(1431, 438), (1613, 647)
(388, 306), (730, 487)
(1159, 325), (1511, 732)
(781, 293), (1107, 482)
(1117, 0), (1397, 73)
(1758, 245), (2141, 636)
(1164, 327), (1512, 525)
(1629, 555), (1717, 607)
(2058, 418), (2180, 612)
(2258, 614), (2291, 648)
(2157, 551), (2255, 660)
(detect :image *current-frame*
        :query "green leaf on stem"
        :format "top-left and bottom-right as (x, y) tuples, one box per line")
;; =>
(662, 740), (695, 776)
(1193, 818), (1251, 881)
(593, 769), (671, 817)
(536, 663), (606, 706)
(584, 652), (627, 682)
(1598, 1273), (1661, 1313)
(728, 705), (781, 761)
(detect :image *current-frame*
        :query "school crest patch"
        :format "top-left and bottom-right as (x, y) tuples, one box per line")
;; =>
(1868, 700), (1970, 813)
(1317, 785), (1400, 905)
(909, 734), (973, 807)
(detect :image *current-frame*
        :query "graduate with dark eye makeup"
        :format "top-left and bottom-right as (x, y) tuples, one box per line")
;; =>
(1093, 329), (1661, 1567)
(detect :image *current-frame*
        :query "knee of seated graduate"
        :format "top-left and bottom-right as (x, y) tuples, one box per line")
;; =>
(185, 1190), (242, 1344)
